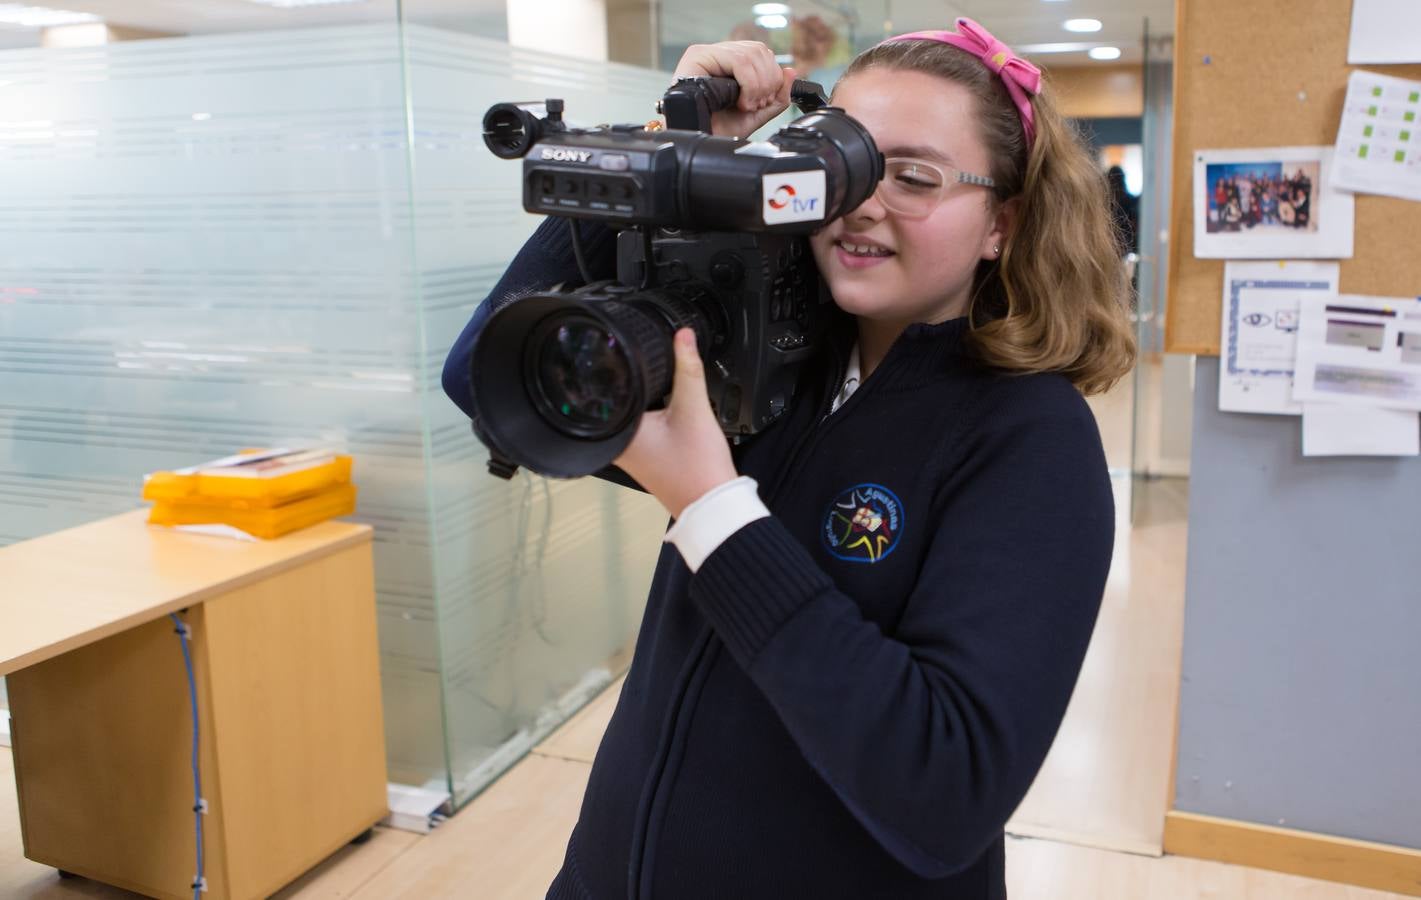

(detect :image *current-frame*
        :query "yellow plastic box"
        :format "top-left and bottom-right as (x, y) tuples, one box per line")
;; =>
(143, 449), (353, 510)
(147, 483), (358, 540)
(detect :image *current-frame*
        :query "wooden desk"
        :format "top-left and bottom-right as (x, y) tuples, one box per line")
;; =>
(0, 510), (388, 899)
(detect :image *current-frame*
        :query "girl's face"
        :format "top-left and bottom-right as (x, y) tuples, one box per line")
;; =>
(810, 67), (1010, 327)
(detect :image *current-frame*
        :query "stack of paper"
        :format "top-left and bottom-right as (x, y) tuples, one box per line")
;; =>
(1217, 263), (1421, 456)
(384, 783), (452, 834)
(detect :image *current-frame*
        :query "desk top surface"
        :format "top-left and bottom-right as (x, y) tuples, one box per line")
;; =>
(0, 509), (373, 676)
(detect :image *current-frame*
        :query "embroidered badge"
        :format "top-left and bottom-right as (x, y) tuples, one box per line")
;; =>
(822, 483), (904, 564)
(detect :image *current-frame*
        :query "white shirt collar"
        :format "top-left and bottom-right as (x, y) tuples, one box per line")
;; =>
(830, 342), (861, 415)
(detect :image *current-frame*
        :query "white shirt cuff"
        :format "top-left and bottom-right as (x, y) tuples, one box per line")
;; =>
(664, 476), (771, 573)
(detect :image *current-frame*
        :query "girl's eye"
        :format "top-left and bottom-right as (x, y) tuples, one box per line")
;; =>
(893, 173), (940, 192)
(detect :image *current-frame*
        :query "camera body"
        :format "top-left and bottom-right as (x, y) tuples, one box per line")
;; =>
(613, 227), (821, 436)
(470, 79), (881, 479)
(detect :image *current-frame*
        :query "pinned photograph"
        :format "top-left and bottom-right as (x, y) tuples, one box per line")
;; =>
(1193, 147), (1354, 259)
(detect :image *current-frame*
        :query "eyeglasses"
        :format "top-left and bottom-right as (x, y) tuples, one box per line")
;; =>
(875, 157), (996, 219)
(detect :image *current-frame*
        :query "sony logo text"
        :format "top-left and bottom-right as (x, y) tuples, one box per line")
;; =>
(540, 148), (594, 163)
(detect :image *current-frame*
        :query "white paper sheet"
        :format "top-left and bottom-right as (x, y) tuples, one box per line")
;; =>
(1348, 0), (1421, 64)
(1302, 403), (1419, 456)
(1330, 70), (1421, 202)
(1293, 294), (1421, 411)
(1193, 147), (1354, 259)
(1218, 261), (1339, 415)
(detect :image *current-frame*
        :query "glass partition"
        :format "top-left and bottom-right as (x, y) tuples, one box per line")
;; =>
(0, 1), (670, 809)
(1130, 22), (1190, 522)
(394, 18), (672, 803)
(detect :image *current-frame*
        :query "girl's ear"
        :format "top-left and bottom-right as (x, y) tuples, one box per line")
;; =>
(981, 196), (1020, 261)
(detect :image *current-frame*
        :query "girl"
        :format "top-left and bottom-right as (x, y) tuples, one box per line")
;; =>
(444, 18), (1135, 899)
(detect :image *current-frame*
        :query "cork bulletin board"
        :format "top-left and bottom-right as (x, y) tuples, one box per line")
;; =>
(1165, 0), (1421, 355)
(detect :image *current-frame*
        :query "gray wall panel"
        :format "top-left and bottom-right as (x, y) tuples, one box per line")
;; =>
(1177, 358), (1420, 846)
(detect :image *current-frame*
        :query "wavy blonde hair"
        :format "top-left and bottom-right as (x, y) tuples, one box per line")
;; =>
(837, 40), (1137, 395)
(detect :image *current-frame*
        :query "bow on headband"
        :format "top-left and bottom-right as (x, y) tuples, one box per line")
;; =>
(883, 18), (1042, 150)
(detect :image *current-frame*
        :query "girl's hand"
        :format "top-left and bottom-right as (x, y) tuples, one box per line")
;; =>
(673, 41), (797, 138)
(614, 329), (738, 519)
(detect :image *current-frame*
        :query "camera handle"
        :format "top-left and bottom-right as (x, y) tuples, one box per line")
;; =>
(659, 76), (830, 133)
(659, 76), (740, 132)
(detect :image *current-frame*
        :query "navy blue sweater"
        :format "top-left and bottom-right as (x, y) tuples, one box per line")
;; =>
(442, 219), (1115, 899)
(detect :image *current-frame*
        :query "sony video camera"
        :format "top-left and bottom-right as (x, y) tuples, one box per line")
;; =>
(468, 76), (883, 479)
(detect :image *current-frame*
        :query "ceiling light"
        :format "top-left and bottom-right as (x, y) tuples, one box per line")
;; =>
(755, 13), (789, 28)
(1088, 46), (1122, 60)
(751, 2), (791, 14)
(1064, 18), (1103, 32)
(1016, 41), (1099, 54)
(0, 4), (101, 27)
(242, 0), (368, 7)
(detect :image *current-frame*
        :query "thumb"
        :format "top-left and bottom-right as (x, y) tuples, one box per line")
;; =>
(669, 328), (708, 410)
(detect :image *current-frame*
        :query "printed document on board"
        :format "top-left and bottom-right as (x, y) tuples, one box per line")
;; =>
(1302, 403), (1419, 456)
(1293, 294), (1421, 411)
(1331, 70), (1421, 202)
(1348, 0), (1421, 64)
(1218, 261), (1338, 415)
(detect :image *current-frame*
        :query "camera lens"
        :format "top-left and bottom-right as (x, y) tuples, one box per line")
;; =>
(529, 316), (637, 439)
(468, 291), (701, 478)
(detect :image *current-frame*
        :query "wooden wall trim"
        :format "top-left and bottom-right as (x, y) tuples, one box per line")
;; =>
(1047, 63), (1144, 119)
(1164, 810), (1421, 897)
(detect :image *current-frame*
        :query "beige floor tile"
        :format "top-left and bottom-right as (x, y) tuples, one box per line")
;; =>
(273, 827), (421, 899)
(1006, 835), (1412, 900)
(1085, 357), (1138, 473)
(533, 675), (625, 764)
(348, 753), (589, 900)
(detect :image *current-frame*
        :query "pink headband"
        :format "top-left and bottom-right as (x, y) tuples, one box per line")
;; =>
(882, 17), (1042, 150)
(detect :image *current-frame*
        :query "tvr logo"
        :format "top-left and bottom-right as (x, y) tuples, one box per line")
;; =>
(768, 184), (819, 214)
(762, 171), (826, 224)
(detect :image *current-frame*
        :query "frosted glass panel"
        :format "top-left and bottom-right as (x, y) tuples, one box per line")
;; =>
(0, 22), (451, 786)
(400, 26), (671, 804)
(1, 18), (675, 804)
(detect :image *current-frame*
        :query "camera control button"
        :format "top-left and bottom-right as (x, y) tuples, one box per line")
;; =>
(710, 256), (743, 288)
(599, 154), (631, 171)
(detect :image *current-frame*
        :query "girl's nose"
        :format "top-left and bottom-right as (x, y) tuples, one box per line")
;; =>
(848, 186), (890, 224)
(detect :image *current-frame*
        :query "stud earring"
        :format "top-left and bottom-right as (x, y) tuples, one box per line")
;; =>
(993, 245), (1001, 256)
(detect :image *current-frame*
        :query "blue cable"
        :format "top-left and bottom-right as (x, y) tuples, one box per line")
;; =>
(170, 612), (204, 899)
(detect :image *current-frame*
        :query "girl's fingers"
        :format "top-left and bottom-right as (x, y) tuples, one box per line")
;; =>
(747, 44), (781, 107)
(673, 41), (790, 133)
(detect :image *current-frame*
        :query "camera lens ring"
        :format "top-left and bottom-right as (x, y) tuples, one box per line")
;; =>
(523, 311), (641, 441)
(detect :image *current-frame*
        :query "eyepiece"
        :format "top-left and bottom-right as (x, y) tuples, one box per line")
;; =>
(482, 104), (543, 159)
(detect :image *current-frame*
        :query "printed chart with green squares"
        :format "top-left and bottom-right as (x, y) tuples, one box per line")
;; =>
(1335, 71), (1421, 202)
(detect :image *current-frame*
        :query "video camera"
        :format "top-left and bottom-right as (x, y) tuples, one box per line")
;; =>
(468, 76), (882, 479)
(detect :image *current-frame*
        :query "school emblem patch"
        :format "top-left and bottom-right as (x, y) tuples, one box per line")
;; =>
(822, 483), (904, 564)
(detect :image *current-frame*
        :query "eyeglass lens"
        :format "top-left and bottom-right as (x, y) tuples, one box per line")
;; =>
(875, 158), (993, 218)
